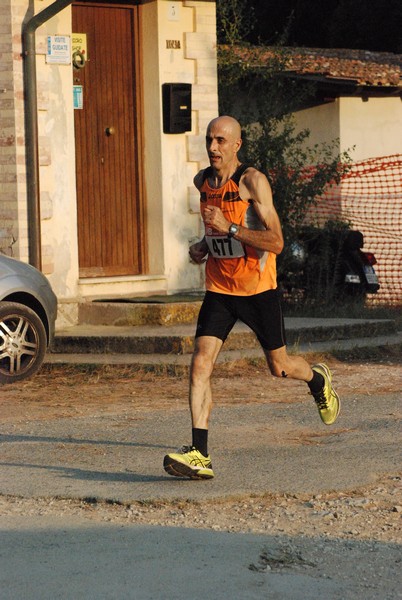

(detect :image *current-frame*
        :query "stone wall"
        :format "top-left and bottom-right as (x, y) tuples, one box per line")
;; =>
(0, 0), (26, 258)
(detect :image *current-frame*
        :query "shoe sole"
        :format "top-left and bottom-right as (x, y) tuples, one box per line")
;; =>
(163, 456), (214, 480)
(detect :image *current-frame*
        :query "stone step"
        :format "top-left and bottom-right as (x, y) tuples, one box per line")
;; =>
(51, 318), (397, 356)
(46, 330), (402, 371)
(79, 297), (203, 327)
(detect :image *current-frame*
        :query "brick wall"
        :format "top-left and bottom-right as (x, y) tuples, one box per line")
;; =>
(0, 1), (23, 257)
(0, 1), (66, 273)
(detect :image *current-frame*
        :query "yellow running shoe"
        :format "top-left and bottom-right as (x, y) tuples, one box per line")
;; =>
(311, 363), (341, 425)
(163, 445), (214, 479)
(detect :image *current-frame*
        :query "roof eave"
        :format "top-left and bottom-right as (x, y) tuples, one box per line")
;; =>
(282, 71), (402, 98)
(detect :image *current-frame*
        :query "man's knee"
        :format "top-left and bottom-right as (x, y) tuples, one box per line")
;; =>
(191, 348), (215, 382)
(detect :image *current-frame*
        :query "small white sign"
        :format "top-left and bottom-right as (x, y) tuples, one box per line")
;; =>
(46, 35), (71, 64)
(73, 85), (83, 109)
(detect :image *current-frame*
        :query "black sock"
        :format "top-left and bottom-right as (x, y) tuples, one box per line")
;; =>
(192, 428), (208, 456)
(308, 371), (325, 394)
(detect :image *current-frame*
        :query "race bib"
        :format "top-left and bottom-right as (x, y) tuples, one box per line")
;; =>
(206, 235), (245, 258)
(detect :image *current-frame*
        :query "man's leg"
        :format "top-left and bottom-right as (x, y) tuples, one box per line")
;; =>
(189, 335), (223, 429)
(163, 336), (223, 479)
(264, 346), (340, 425)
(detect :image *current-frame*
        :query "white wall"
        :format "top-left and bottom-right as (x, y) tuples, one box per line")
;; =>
(339, 97), (402, 161)
(35, 5), (80, 301)
(158, 0), (218, 293)
(293, 100), (340, 152)
(293, 96), (402, 161)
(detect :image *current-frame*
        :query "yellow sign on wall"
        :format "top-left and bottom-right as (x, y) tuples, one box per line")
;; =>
(72, 33), (88, 58)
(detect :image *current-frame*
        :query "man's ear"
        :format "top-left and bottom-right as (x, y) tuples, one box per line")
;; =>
(235, 138), (242, 153)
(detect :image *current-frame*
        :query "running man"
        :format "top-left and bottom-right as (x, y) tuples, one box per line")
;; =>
(163, 116), (340, 479)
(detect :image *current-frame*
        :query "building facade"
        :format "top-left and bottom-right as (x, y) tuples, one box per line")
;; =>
(0, 0), (217, 326)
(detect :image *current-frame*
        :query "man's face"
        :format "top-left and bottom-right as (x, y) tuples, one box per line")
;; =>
(206, 120), (241, 170)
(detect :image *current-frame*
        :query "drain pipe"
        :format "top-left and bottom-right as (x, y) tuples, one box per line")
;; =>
(22, 0), (73, 269)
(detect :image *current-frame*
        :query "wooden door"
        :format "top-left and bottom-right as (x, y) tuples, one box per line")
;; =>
(72, 2), (146, 277)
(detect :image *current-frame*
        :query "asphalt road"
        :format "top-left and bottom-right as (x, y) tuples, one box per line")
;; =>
(1, 515), (399, 600)
(0, 391), (400, 502)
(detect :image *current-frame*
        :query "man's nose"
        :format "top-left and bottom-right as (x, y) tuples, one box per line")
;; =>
(208, 138), (218, 152)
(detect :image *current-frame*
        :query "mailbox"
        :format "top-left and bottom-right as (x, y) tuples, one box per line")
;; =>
(162, 83), (192, 134)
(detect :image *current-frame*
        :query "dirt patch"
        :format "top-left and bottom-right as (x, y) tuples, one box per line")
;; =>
(1, 358), (401, 423)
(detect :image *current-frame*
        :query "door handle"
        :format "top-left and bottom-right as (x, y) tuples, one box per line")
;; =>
(105, 126), (115, 136)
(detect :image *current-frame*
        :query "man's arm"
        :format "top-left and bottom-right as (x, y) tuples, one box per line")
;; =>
(203, 168), (284, 255)
(189, 170), (209, 264)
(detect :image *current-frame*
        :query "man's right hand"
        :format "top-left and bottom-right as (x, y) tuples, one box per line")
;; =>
(189, 239), (208, 264)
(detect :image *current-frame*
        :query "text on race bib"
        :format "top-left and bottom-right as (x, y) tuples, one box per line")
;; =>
(206, 235), (245, 258)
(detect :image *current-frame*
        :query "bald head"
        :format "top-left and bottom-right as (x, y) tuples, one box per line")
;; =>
(207, 116), (242, 140)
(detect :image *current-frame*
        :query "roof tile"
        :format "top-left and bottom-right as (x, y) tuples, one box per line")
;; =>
(224, 46), (402, 87)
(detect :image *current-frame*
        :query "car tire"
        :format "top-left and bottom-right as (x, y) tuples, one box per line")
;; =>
(0, 301), (47, 384)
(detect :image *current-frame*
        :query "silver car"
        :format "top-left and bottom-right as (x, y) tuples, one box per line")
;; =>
(0, 254), (57, 384)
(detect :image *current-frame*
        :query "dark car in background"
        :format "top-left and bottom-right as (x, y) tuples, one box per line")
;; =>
(0, 254), (57, 384)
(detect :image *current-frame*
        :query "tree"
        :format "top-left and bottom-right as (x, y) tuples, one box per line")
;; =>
(329, 0), (402, 53)
(217, 2), (352, 285)
(218, 0), (402, 53)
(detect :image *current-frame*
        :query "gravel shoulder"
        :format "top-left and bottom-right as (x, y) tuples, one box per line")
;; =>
(1, 475), (401, 544)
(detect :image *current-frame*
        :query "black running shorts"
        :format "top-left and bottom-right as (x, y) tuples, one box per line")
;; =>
(195, 289), (286, 351)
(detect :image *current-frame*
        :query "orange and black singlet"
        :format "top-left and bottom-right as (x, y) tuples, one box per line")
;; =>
(200, 164), (277, 296)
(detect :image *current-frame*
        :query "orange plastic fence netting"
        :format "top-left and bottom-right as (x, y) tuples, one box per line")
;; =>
(309, 154), (402, 306)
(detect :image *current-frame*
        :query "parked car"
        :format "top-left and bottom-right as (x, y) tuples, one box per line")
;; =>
(0, 254), (57, 384)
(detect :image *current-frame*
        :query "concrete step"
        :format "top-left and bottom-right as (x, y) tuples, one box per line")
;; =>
(46, 330), (402, 371)
(50, 317), (398, 356)
(78, 297), (203, 327)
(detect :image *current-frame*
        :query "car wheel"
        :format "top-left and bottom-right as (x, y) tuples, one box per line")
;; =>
(0, 301), (47, 384)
